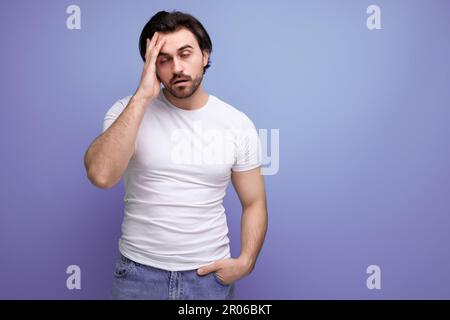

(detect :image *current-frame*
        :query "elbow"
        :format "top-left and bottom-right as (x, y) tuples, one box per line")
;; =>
(86, 169), (115, 189)
(84, 150), (116, 189)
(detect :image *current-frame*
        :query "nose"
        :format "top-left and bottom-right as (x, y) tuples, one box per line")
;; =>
(172, 57), (184, 74)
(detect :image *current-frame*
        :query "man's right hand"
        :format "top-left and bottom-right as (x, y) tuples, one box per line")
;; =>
(135, 32), (166, 101)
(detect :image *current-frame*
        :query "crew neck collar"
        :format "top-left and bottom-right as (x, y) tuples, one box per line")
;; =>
(159, 88), (211, 114)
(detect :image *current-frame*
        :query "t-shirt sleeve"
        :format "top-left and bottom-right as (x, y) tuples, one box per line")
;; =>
(231, 112), (262, 172)
(102, 99), (127, 133)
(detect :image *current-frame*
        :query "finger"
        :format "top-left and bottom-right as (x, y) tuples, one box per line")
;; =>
(146, 35), (163, 68)
(144, 39), (150, 64)
(197, 262), (218, 276)
(145, 32), (159, 62)
(148, 37), (166, 72)
(149, 32), (158, 50)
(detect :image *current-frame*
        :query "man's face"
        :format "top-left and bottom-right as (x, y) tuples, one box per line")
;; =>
(156, 27), (209, 99)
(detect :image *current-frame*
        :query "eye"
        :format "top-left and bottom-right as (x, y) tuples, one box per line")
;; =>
(181, 52), (191, 58)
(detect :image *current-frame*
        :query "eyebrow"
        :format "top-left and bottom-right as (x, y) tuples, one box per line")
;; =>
(158, 45), (194, 57)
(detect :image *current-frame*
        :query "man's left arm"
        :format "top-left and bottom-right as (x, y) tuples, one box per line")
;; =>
(197, 167), (268, 285)
(232, 166), (268, 274)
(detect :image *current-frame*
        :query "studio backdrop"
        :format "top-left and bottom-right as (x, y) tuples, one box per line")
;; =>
(1, 0), (450, 299)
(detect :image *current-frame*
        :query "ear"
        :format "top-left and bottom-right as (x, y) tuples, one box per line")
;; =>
(202, 49), (210, 67)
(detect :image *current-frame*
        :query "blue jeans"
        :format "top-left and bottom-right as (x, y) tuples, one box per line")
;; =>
(110, 254), (236, 300)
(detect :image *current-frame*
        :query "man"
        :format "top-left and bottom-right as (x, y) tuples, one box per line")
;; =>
(84, 10), (268, 300)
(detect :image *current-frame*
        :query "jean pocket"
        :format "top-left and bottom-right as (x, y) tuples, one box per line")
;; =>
(114, 255), (135, 278)
(213, 272), (231, 287)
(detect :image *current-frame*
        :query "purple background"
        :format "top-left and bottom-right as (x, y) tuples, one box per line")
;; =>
(1, 0), (450, 299)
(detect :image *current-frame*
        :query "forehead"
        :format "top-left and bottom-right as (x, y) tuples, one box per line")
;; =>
(159, 27), (199, 55)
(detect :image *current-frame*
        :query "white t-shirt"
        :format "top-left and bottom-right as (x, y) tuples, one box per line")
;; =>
(102, 87), (261, 271)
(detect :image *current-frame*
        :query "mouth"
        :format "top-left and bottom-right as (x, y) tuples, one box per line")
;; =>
(173, 79), (190, 85)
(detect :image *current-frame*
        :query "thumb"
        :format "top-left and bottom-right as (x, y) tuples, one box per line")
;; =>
(197, 262), (217, 276)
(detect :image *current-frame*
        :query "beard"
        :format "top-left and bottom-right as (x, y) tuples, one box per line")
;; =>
(162, 70), (204, 99)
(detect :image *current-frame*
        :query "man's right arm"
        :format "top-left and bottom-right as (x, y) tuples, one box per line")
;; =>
(84, 31), (166, 189)
(83, 92), (152, 189)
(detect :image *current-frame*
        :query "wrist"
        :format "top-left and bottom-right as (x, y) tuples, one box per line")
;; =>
(237, 255), (255, 274)
(134, 88), (156, 103)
